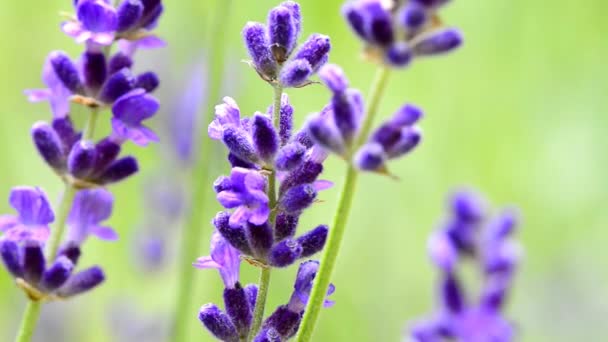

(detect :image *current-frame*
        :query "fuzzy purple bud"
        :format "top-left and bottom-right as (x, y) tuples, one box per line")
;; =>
(342, 3), (367, 41)
(82, 51), (107, 90)
(367, 2), (394, 45)
(332, 91), (360, 143)
(279, 183), (317, 213)
(279, 59), (313, 88)
(268, 5), (297, 62)
(57, 266), (105, 297)
(386, 126), (422, 158)
(295, 34), (331, 70)
(40, 256), (74, 291)
(354, 142), (386, 171)
(319, 64), (349, 93)
(135, 71), (160, 92)
(451, 191), (485, 223)
(243, 22), (277, 78)
(31, 122), (65, 171)
(92, 138), (121, 174)
(275, 142), (306, 171)
(22, 241), (45, 284)
(68, 140), (97, 178)
(222, 127), (260, 165)
(117, 0), (144, 31)
(413, 28), (463, 56)
(224, 284), (253, 339)
(252, 113), (279, 163)
(245, 284), (258, 309)
(269, 239), (302, 268)
(99, 68), (135, 103)
(386, 42), (413, 68)
(262, 306), (301, 339)
(108, 53), (133, 74)
(49, 51), (83, 93)
(214, 211), (252, 255)
(305, 113), (345, 155)
(297, 225), (328, 257)
(99, 156), (139, 184)
(274, 212), (299, 242)
(399, 2), (428, 31)
(279, 161), (323, 194)
(247, 222), (274, 259)
(0, 240), (23, 278)
(199, 304), (239, 342)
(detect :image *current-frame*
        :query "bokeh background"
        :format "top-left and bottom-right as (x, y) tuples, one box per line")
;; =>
(1, 0), (608, 341)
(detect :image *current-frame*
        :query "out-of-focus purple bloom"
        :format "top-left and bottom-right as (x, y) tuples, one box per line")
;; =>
(209, 97), (242, 141)
(111, 89), (160, 146)
(215, 168), (269, 228)
(0, 187), (54, 243)
(24, 55), (73, 118)
(62, 0), (118, 46)
(65, 189), (117, 245)
(408, 189), (521, 342)
(194, 231), (242, 288)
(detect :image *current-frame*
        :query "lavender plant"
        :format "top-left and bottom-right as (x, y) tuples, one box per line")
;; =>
(297, 1), (463, 339)
(193, 2), (335, 341)
(408, 190), (521, 341)
(0, 1), (164, 341)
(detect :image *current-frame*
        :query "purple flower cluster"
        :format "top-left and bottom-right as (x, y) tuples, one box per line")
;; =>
(1, 0), (164, 303)
(0, 187), (114, 300)
(342, 0), (462, 68)
(207, 95), (331, 268)
(305, 64), (423, 173)
(243, 1), (331, 87)
(409, 190), (521, 342)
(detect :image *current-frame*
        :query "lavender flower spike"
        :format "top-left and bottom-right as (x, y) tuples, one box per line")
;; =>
(194, 231), (241, 288)
(215, 168), (270, 228)
(0, 187), (54, 242)
(65, 189), (118, 245)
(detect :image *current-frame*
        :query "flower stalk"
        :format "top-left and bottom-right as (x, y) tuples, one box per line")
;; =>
(296, 66), (391, 342)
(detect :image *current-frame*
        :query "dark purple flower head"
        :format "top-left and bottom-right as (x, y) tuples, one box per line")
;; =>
(65, 189), (117, 245)
(111, 88), (160, 146)
(199, 304), (239, 342)
(408, 189), (520, 342)
(342, 0), (462, 68)
(194, 230), (242, 288)
(216, 168), (270, 227)
(0, 187), (54, 243)
(288, 260), (335, 313)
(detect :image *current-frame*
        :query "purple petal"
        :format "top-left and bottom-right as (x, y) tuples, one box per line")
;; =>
(66, 189), (114, 244)
(3, 224), (50, 242)
(24, 89), (52, 102)
(111, 119), (159, 146)
(9, 187), (54, 226)
(228, 207), (251, 228)
(118, 36), (166, 57)
(112, 89), (160, 124)
(89, 225), (118, 241)
(209, 97), (241, 140)
(193, 256), (221, 270)
(77, 0), (118, 33)
(216, 191), (243, 209)
(312, 179), (333, 191)
(0, 215), (18, 231)
(248, 204), (270, 226)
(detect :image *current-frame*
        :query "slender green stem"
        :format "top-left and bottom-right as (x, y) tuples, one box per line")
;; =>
(171, 1), (233, 341)
(14, 302), (41, 342)
(82, 107), (100, 140)
(248, 267), (272, 340)
(44, 186), (78, 261)
(295, 66), (391, 342)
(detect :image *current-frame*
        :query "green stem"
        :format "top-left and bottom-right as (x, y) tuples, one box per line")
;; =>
(82, 107), (99, 140)
(44, 186), (78, 261)
(14, 302), (41, 342)
(171, 1), (233, 341)
(295, 66), (391, 342)
(247, 84), (283, 341)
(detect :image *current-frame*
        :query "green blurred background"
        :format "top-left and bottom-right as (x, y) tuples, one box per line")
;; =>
(1, 0), (608, 341)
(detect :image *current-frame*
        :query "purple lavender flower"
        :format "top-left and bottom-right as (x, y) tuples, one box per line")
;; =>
(194, 231), (241, 288)
(111, 89), (160, 146)
(215, 168), (270, 228)
(242, 1), (330, 86)
(342, 0), (462, 68)
(0, 187), (54, 243)
(208, 97), (242, 141)
(65, 189), (117, 245)
(408, 189), (521, 342)
(24, 56), (73, 118)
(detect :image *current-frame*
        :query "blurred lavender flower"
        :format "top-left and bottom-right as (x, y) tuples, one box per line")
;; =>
(408, 189), (521, 342)
(0, 187), (54, 243)
(305, 64), (422, 173)
(65, 188), (117, 245)
(342, 0), (463, 68)
(194, 231), (242, 289)
(243, 1), (331, 87)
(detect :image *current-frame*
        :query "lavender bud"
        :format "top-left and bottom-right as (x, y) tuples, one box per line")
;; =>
(199, 304), (239, 342)
(99, 156), (139, 184)
(385, 126), (422, 159)
(82, 51), (107, 90)
(371, 124), (401, 151)
(279, 183), (317, 213)
(399, 2), (428, 31)
(270, 93), (294, 145)
(31, 122), (65, 171)
(228, 153), (258, 169)
(99, 68), (135, 103)
(319, 64), (348, 93)
(23, 241), (45, 284)
(279, 59), (313, 88)
(254, 328), (282, 342)
(274, 212), (299, 242)
(269, 239), (302, 268)
(252, 113), (279, 163)
(40, 256), (74, 291)
(332, 92), (360, 143)
(367, 3), (394, 45)
(279, 161), (323, 194)
(275, 142), (306, 171)
(224, 284), (253, 339)
(247, 222), (274, 259)
(0, 240), (23, 278)
(49, 51), (83, 93)
(57, 266), (105, 297)
(222, 127), (260, 165)
(92, 138), (121, 175)
(52, 117), (79, 151)
(342, 3), (368, 41)
(487, 210), (518, 240)
(214, 211), (252, 255)
(296, 225), (328, 257)
(243, 22), (277, 78)
(117, 0), (144, 31)
(354, 142), (386, 171)
(108, 53), (133, 74)
(294, 34), (331, 70)
(305, 113), (345, 155)
(441, 273), (464, 313)
(58, 242), (81, 265)
(282, 1), (301, 38)
(268, 5), (297, 62)
(385, 42), (413, 68)
(135, 71), (160, 92)
(244, 284), (258, 309)
(392, 104), (424, 126)
(68, 140), (97, 178)
(262, 305), (301, 338)
(451, 191), (485, 223)
(413, 28), (463, 56)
